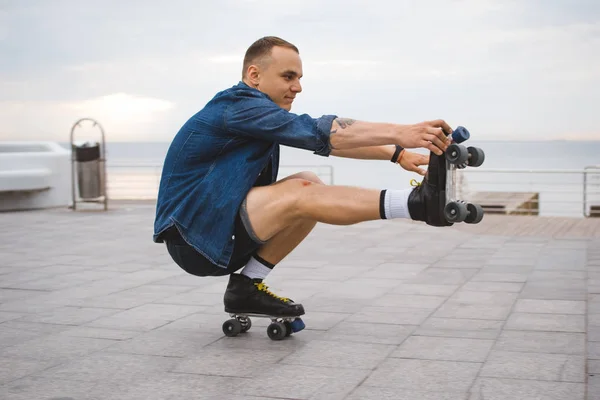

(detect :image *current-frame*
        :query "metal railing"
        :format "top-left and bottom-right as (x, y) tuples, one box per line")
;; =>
(455, 166), (600, 218)
(584, 165), (600, 217)
(104, 162), (600, 218)
(104, 163), (334, 201)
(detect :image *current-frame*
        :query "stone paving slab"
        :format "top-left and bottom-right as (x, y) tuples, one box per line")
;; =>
(1, 203), (599, 399)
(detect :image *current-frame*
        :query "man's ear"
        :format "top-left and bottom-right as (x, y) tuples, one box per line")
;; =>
(247, 65), (260, 87)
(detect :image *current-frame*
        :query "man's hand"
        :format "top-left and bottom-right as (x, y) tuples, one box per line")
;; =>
(397, 119), (453, 155)
(397, 150), (429, 176)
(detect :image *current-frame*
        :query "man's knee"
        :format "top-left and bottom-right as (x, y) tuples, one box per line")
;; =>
(291, 171), (324, 185)
(276, 178), (323, 220)
(255, 177), (318, 222)
(243, 177), (318, 240)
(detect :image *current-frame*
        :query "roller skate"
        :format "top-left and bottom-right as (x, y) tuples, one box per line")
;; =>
(222, 273), (305, 341)
(408, 126), (485, 226)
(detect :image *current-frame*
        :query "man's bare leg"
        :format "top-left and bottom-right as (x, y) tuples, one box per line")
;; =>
(255, 218), (317, 265)
(237, 170), (407, 281)
(238, 170), (416, 281)
(238, 172), (321, 280)
(245, 178), (387, 243)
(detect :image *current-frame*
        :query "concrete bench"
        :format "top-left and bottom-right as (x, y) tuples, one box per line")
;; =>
(0, 142), (70, 211)
(0, 169), (52, 192)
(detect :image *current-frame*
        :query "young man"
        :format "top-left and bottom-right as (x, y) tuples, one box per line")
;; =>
(153, 36), (454, 319)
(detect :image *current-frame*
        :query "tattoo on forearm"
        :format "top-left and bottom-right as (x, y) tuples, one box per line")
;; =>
(329, 118), (355, 149)
(335, 118), (355, 129)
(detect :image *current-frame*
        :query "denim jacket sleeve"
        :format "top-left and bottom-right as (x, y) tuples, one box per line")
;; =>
(225, 96), (337, 157)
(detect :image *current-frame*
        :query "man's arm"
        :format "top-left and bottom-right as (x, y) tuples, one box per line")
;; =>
(328, 118), (452, 156)
(332, 144), (429, 175)
(226, 94), (451, 156)
(330, 144), (396, 160)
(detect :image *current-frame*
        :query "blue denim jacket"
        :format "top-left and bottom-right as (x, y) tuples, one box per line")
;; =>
(153, 81), (338, 268)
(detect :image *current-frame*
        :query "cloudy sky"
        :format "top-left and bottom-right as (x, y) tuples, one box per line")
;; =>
(1, 0), (599, 142)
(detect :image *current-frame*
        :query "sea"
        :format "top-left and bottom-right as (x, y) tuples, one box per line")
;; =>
(64, 140), (600, 218)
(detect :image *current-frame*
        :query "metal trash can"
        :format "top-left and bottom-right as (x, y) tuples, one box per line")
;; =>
(70, 118), (108, 211)
(73, 142), (103, 199)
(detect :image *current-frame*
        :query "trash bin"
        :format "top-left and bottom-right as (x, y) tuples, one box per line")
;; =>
(73, 142), (103, 199)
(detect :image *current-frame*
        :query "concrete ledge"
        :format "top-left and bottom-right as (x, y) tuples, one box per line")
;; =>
(0, 142), (70, 211)
(469, 191), (539, 216)
(0, 168), (52, 192)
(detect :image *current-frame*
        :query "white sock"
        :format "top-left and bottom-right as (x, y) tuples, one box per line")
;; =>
(381, 189), (413, 219)
(240, 255), (274, 280)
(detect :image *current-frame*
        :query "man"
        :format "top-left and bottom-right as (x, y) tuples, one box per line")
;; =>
(153, 36), (453, 319)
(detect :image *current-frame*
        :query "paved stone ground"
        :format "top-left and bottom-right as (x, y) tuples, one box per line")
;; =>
(1, 202), (599, 400)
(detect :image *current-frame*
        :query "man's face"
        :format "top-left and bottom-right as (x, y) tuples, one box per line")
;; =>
(249, 46), (303, 111)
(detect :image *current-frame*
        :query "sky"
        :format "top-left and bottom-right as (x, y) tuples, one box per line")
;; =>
(1, 0), (599, 142)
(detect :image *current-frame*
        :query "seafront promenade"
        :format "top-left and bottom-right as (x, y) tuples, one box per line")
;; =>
(1, 202), (599, 399)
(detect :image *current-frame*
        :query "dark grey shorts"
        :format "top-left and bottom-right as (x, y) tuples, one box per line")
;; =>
(239, 197), (267, 246)
(164, 200), (265, 276)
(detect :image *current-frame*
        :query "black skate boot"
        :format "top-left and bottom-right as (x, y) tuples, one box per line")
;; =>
(407, 150), (453, 227)
(223, 274), (305, 317)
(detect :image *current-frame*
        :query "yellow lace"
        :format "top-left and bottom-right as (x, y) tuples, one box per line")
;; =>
(254, 282), (290, 303)
(410, 179), (421, 187)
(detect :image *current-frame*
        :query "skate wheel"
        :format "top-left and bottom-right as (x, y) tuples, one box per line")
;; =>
(267, 322), (287, 340)
(446, 144), (469, 165)
(239, 317), (252, 333)
(467, 146), (485, 167)
(451, 126), (470, 144)
(290, 318), (306, 333)
(222, 319), (242, 337)
(465, 203), (484, 224)
(444, 201), (468, 223)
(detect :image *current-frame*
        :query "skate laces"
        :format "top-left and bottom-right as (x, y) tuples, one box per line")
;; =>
(254, 282), (290, 303)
